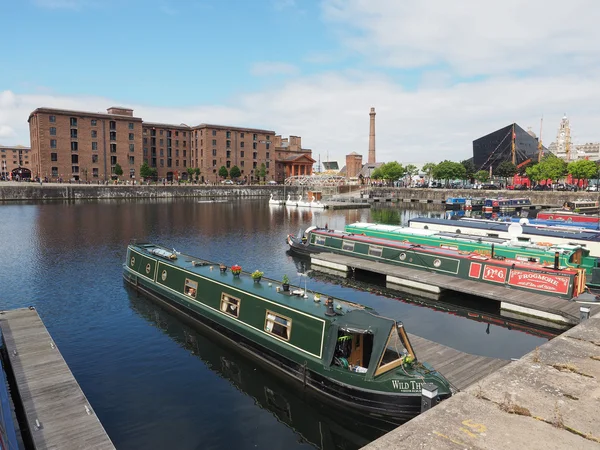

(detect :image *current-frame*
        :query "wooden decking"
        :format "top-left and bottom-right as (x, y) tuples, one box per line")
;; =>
(310, 253), (600, 325)
(0, 308), (115, 450)
(407, 334), (510, 391)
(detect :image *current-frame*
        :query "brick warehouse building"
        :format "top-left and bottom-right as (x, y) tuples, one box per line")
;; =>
(29, 106), (312, 183)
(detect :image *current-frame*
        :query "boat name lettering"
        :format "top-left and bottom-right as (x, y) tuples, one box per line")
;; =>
(483, 266), (506, 283)
(391, 380), (423, 391)
(508, 270), (570, 294)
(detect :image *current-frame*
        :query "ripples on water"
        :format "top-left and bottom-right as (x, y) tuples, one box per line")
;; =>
(0, 199), (553, 449)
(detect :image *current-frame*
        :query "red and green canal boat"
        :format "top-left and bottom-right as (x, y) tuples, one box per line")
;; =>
(287, 227), (589, 300)
(123, 242), (453, 421)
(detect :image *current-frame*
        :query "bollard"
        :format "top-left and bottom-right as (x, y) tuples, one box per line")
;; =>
(580, 306), (591, 321)
(421, 382), (439, 413)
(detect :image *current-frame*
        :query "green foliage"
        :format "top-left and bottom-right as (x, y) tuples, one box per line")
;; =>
(474, 170), (490, 183)
(282, 274), (290, 284)
(113, 163), (123, 177)
(230, 165), (241, 179)
(251, 270), (264, 279)
(460, 160), (475, 181)
(525, 164), (544, 183)
(218, 166), (229, 178)
(422, 162), (437, 180)
(567, 159), (597, 182)
(432, 160), (466, 183)
(404, 164), (418, 178)
(258, 163), (267, 181)
(186, 167), (195, 179)
(370, 162), (406, 183)
(140, 162), (153, 179)
(495, 161), (517, 179)
(194, 167), (200, 180)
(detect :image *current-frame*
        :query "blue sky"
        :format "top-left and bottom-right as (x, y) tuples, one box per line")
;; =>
(1, 0), (600, 164)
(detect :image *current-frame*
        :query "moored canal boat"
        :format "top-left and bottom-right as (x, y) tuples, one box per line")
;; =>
(409, 216), (600, 257)
(287, 227), (589, 300)
(123, 242), (453, 421)
(344, 222), (600, 281)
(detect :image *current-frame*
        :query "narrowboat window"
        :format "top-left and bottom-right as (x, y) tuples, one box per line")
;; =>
(517, 237), (530, 242)
(265, 310), (292, 341)
(184, 279), (198, 298)
(487, 233), (499, 238)
(315, 236), (326, 246)
(368, 246), (383, 257)
(342, 241), (355, 252)
(220, 293), (240, 318)
(374, 327), (411, 377)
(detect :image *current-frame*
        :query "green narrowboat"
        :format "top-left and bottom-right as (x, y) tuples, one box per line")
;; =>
(344, 222), (600, 282)
(286, 227), (589, 300)
(123, 242), (453, 421)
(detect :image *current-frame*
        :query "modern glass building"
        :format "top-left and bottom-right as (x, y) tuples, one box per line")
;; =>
(473, 123), (545, 172)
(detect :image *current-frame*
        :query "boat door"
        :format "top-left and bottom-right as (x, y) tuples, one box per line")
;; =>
(347, 334), (364, 367)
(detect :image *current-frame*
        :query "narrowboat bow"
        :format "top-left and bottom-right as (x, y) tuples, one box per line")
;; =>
(123, 242), (452, 421)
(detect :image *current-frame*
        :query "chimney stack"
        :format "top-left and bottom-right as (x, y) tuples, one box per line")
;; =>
(368, 107), (376, 164)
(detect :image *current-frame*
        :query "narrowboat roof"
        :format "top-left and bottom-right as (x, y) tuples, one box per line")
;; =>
(346, 222), (586, 254)
(409, 217), (600, 242)
(313, 228), (581, 274)
(129, 243), (374, 321)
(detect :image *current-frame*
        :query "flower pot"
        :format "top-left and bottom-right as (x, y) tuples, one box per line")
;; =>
(282, 283), (290, 292)
(232, 273), (240, 278)
(219, 265), (227, 273)
(253, 277), (262, 283)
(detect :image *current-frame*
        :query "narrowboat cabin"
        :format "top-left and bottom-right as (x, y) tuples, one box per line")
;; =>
(123, 242), (453, 421)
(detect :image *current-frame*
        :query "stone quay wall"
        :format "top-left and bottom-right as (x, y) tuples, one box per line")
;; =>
(0, 184), (304, 202)
(366, 187), (596, 205)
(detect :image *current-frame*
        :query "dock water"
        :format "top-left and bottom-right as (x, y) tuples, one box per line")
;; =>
(0, 308), (115, 450)
(310, 253), (600, 325)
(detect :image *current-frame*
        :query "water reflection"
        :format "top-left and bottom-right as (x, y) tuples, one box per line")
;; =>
(128, 291), (397, 450)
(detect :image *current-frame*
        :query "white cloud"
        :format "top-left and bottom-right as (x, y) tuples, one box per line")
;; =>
(321, 0), (600, 76)
(250, 62), (299, 77)
(3, 69), (600, 163)
(0, 126), (16, 139)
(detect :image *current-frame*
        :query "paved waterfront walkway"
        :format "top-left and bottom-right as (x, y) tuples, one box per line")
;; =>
(363, 312), (600, 449)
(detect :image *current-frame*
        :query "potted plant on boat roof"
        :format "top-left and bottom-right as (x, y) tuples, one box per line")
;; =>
(231, 264), (242, 277)
(251, 270), (264, 283)
(219, 263), (227, 273)
(281, 274), (290, 292)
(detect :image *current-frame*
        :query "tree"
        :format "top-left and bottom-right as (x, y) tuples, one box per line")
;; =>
(230, 165), (241, 179)
(371, 162), (405, 185)
(258, 163), (267, 181)
(404, 164), (418, 185)
(495, 161), (517, 186)
(422, 163), (436, 183)
(525, 163), (544, 184)
(194, 167), (200, 181)
(186, 167), (195, 181)
(140, 162), (153, 179)
(540, 156), (567, 184)
(567, 159), (597, 185)
(474, 170), (490, 183)
(460, 160), (475, 183)
(432, 160), (466, 185)
(218, 166), (228, 179)
(114, 163), (123, 177)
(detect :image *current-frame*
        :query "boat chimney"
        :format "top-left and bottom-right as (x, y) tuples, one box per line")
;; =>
(324, 297), (336, 316)
(491, 243), (495, 259)
(554, 251), (560, 270)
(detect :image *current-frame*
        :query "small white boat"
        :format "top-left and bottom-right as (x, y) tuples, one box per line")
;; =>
(269, 193), (284, 205)
(297, 194), (312, 208)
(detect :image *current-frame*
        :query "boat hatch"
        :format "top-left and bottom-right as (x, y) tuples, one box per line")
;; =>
(374, 324), (414, 377)
(333, 330), (374, 374)
(570, 248), (584, 265)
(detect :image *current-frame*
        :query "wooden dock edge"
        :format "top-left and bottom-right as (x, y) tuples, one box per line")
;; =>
(0, 308), (116, 450)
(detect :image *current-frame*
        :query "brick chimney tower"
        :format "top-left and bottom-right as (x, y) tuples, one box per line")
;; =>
(368, 107), (376, 164)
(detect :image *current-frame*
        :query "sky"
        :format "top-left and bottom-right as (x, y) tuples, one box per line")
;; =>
(1, 0), (600, 165)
